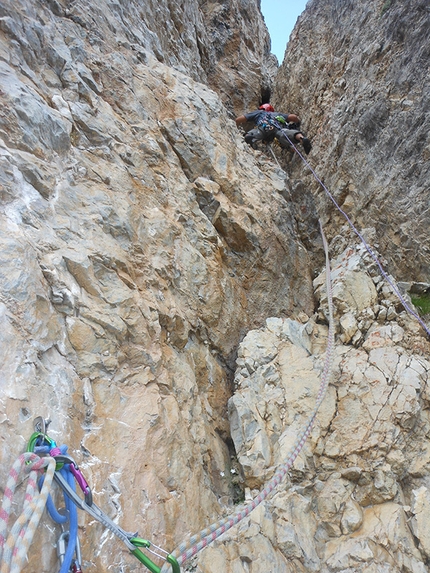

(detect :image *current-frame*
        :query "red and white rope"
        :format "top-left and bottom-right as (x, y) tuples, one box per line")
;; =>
(161, 220), (335, 571)
(0, 452), (56, 573)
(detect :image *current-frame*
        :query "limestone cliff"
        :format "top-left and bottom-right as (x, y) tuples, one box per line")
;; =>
(0, 1), (309, 571)
(0, 1), (429, 573)
(273, 0), (430, 281)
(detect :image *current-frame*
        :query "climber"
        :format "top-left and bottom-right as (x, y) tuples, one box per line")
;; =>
(235, 103), (312, 154)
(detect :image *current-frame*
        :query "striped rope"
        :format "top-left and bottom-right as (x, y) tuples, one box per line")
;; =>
(287, 140), (430, 339)
(161, 220), (335, 572)
(0, 452), (56, 573)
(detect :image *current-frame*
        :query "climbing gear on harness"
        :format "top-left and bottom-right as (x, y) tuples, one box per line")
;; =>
(159, 221), (336, 572)
(259, 123), (275, 132)
(256, 112), (283, 131)
(274, 114), (287, 124)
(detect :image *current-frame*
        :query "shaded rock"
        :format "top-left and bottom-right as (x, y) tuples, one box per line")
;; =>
(1, 0), (430, 572)
(411, 487), (430, 559)
(274, 0), (430, 282)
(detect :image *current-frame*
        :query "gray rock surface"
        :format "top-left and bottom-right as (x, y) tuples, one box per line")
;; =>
(0, 1), (307, 571)
(0, 0), (429, 572)
(274, 0), (430, 282)
(223, 245), (430, 573)
(0, 0), (275, 118)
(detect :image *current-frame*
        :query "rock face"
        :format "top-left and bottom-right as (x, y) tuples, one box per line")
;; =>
(0, 0), (275, 118)
(199, 0), (278, 114)
(0, 1), (430, 573)
(273, 0), (430, 282)
(222, 244), (430, 573)
(0, 1), (308, 572)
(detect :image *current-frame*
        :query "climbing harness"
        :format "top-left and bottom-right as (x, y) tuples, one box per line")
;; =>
(281, 135), (430, 339)
(0, 422), (180, 573)
(256, 111), (284, 132)
(159, 219), (336, 572)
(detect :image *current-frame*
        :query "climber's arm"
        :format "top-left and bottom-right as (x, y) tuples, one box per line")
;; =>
(235, 115), (247, 127)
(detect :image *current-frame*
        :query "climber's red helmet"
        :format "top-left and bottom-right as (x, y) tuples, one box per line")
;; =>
(259, 103), (274, 112)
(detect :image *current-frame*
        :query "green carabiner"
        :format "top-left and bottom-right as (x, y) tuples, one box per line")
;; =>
(165, 554), (181, 573)
(130, 538), (180, 573)
(27, 431), (57, 451)
(26, 432), (64, 470)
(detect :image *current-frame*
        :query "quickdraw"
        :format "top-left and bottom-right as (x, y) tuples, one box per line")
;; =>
(15, 419), (180, 573)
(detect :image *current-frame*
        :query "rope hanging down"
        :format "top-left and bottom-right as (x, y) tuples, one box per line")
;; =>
(283, 138), (430, 339)
(160, 219), (336, 572)
(0, 452), (56, 573)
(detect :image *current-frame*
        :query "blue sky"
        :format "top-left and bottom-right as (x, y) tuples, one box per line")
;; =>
(260, 0), (309, 63)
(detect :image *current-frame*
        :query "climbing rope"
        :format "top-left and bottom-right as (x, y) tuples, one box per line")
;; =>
(0, 452), (56, 573)
(283, 137), (430, 339)
(41, 448), (82, 573)
(267, 143), (283, 170)
(1, 258), (333, 573)
(160, 219), (336, 572)
(2, 428), (181, 573)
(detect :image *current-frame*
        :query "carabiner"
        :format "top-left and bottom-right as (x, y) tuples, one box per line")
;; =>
(130, 538), (180, 573)
(27, 432), (52, 453)
(56, 531), (69, 564)
(54, 454), (93, 506)
(56, 531), (83, 571)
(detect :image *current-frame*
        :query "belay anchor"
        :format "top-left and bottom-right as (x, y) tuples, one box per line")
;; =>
(0, 418), (180, 573)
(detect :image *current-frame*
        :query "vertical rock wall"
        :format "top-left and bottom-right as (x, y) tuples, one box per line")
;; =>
(0, 1), (310, 572)
(1, 0), (430, 573)
(274, 0), (430, 282)
(209, 238), (430, 573)
(198, 0), (278, 114)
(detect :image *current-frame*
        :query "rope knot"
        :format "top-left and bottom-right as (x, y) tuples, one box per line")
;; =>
(24, 455), (49, 474)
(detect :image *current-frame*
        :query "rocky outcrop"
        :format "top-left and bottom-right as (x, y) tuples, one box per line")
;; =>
(0, 0), (275, 118)
(273, 0), (430, 282)
(0, 1), (308, 572)
(1, 1), (430, 573)
(199, 0), (278, 114)
(220, 242), (430, 573)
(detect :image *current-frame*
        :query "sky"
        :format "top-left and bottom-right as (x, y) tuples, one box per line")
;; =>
(260, 0), (309, 63)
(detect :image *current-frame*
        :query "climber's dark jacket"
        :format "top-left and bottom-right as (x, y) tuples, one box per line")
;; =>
(242, 110), (302, 149)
